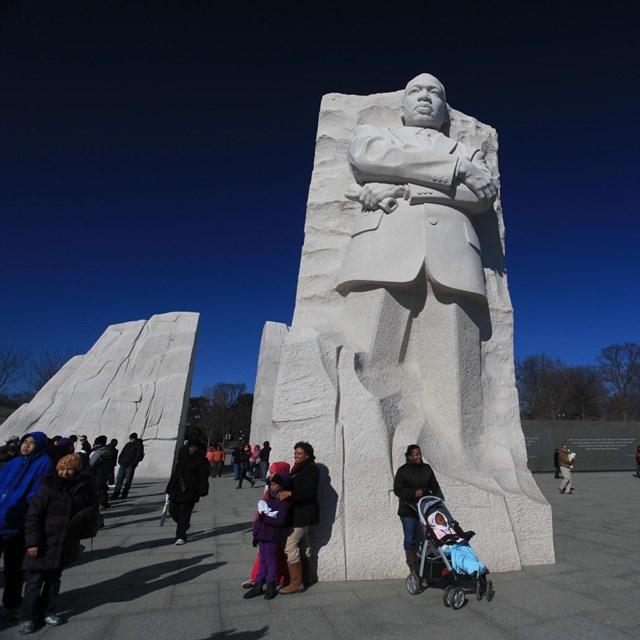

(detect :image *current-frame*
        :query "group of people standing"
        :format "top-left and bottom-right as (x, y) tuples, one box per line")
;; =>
(242, 441), (319, 599)
(0, 430), (147, 633)
(230, 441), (271, 488)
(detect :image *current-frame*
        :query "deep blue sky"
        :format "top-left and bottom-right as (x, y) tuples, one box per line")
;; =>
(1, 1), (638, 395)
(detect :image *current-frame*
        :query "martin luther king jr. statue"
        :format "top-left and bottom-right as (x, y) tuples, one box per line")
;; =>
(254, 72), (554, 579)
(336, 72), (499, 474)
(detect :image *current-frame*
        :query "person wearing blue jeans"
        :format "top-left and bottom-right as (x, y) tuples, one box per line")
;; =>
(393, 444), (443, 578)
(231, 445), (242, 481)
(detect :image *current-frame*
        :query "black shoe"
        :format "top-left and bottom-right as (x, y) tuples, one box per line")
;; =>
(264, 581), (277, 600)
(243, 580), (265, 599)
(236, 485), (242, 489)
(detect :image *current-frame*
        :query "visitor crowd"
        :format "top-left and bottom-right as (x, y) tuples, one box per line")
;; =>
(0, 431), (321, 632)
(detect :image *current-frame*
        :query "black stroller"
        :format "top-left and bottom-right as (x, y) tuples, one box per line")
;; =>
(406, 496), (495, 609)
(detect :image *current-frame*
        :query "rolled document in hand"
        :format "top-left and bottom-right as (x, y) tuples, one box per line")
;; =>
(345, 184), (398, 214)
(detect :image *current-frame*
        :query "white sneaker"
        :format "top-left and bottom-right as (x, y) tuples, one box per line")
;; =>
(175, 538), (186, 545)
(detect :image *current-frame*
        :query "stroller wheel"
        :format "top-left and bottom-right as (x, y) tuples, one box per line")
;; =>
(451, 587), (465, 610)
(406, 573), (422, 595)
(486, 579), (495, 602)
(476, 575), (486, 600)
(443, 585), (455, 607)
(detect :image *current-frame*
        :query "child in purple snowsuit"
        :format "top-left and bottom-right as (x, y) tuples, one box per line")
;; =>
(243, 473), (290, 600)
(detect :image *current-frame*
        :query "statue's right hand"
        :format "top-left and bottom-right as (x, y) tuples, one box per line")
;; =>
(356, 183), (405, 211)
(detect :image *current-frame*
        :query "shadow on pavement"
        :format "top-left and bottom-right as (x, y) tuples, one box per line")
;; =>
(76, 522), (252, 563)
(204, 628), (269, 639)
(58, 555), (223, 617)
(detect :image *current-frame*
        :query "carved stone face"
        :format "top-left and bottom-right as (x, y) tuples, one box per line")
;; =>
(402, 73), (447, 130)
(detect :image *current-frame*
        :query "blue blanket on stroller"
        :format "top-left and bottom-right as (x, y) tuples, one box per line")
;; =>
(444, 542), (486, 576)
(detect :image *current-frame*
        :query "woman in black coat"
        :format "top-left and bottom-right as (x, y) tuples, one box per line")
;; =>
(166, 440), (210, 545)
(393, 444), (443, 580)
(19, 453), (98, 632)
(277, 441), (319, 595)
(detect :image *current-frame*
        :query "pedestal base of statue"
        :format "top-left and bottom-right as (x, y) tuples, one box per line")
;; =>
(269, 327), (553, 580)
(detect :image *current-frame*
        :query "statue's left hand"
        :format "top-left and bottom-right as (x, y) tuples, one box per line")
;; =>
(456, 157), (497, 206)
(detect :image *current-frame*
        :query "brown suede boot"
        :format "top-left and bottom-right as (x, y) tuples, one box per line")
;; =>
(279, 562), (304, 594)
(405, 549), (419, 576)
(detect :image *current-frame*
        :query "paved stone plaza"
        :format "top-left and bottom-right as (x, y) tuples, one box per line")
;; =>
(2, 470), (639, 639)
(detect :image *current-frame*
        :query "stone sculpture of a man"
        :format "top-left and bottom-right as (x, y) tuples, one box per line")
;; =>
(337, 72), (498, 470)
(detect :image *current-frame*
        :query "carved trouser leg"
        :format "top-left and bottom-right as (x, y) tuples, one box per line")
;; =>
(340, 271), (488, 477)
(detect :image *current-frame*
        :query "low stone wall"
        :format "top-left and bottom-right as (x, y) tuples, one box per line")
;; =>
(523, 421), (640, 472)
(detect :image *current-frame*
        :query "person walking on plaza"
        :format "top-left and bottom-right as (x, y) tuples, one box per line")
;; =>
(558, 444), (573, 494)
(111, 433), (144, 500)
(237, 445), (255, 489)
(277, 441), (319, 594)
(553, 448), (561, 479)
(635, 445), (640, 478)
(231, 444), (242, 481)
(165, 440), (209, 545)
(18, 453), (98, 633)
(211, 445), (225, 478)
(0, 432), (53, 621)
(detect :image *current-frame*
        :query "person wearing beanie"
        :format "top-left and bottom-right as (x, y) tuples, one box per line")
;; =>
(18, 453), (98, 633)
(242, 461), (291, 590)
(0, 432), (53, 621)
(244, 472), (290, 600)
(165, 440), (209, 545)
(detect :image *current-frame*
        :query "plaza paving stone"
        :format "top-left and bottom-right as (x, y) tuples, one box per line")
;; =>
(1, 470), (639, 638)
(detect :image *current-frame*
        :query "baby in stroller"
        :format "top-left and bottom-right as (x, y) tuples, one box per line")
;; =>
(427, 510), (486, 577)
(406, 496), (494, 608)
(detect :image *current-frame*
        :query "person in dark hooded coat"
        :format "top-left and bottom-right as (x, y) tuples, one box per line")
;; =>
(18, 453), (97, 632)
(0, 431), (53, 618)
(165, 440), (209, 545)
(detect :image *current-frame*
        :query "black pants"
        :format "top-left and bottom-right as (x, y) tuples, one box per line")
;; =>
(169, 501), (194, 541)
(237, 469), (254, 487)
(21, 569), (62, 621)
(0, 532), (25, 610)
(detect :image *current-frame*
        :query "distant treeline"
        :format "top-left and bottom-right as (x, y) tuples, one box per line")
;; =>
(516, 342), (640, 421)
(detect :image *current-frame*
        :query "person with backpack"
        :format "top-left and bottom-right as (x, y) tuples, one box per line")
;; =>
(111, 433), (144, 500)
(18, 453), (97, 633)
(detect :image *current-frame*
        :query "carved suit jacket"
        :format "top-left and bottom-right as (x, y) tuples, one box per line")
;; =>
(336, 124), (495, 299)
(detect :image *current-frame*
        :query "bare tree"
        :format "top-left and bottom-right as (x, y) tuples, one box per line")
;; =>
(516, 354), (570, 419)
(203, 383), (247, 408)
(23, 349), (73, 399)
(563, 365), (605, 420)
(597, 343), (640, 421)
(196, 383), (249, 447)
(0, 343), (30, 399)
